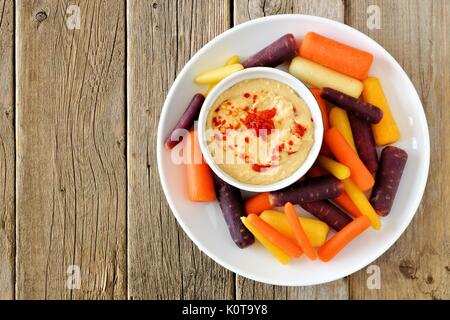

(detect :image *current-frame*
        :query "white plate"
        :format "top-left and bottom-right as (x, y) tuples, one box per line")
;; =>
(157, 15), (430, 286)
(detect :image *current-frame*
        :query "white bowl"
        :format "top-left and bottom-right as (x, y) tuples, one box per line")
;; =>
(157, 15), (430, 286)
(197, 67), (323, 193)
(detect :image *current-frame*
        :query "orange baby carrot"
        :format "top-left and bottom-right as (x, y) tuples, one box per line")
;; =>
(284, 203), (317, 260)
(318, 216), (371, 262)
(324, 127), (374, 191)
(245, 192), (272, 215)
(299, 32), (373, 81)
(247, 214), (303, 258)
(306, 164), (329, 178)
(310, 88), (329, 130)
(333, 192), (362, 218)
(185, 131), (216, 202)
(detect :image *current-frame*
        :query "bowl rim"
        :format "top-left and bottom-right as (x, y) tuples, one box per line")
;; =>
(197, 67), (324, 193)
(156, 14), (430, 286)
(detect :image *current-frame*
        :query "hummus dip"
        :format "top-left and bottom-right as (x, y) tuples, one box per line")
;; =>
(206, 78), (314, 185)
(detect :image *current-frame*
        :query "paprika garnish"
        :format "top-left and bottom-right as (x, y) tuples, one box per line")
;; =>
(251, 163), (272, 173)
(243, 108), (277, 137)
(294, 123), (307, 138)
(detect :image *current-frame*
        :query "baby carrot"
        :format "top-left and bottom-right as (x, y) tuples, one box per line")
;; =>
(318, 216), (371, 262)
(306, 164), (329, 178)
(324, 127), (374, 191)
(284, 203), (317, 260)
(317, 155), (351, 180)
(333, 192), (362, 218)
(299, 32), (373, 81)
(195, 63), (244, 84)
(245, 192), (272, 215)
(310, 88), (329, 130)
(289, 57), (363, 98)
(260, 210), (329, 247)
(204, 83), (217, 97)
(362, 77), (401, 146)
(247, 214), (302, 258)
(241, 217), (290, 264)
(342, 179), (381, 230)
(329, 107), (357, 152)
(225, 55), (241, 66)
(245, 176), (344, 215)
(205, 55), (241, 96)
(185, 131), (216, 202)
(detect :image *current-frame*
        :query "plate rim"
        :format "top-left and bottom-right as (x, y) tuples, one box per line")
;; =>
(156, 14), (430, 286)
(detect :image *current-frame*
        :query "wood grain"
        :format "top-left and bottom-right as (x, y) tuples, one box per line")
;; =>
(127, 0), (234, 299)
(234, 0), (344, 24)
(234, 0), (348, 300)
(346, 0), (450, 299)
(16, 0), (126, 299)
(0, 0), (15, 300)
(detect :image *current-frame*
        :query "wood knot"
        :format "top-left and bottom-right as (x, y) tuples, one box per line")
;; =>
(35, 11), (48, 22)
(426, 274), (434, 284)
(152, 2), (158, 9)
(399, 259), (417, 279)
(116, 136), (125, 147)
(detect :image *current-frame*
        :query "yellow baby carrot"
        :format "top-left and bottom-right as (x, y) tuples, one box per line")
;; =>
(204, 83), (217, 96)
(329, 107), (357, 152)
(241, 217), (290, 264)
(205, 56), (241, 96)
(317, 155), (351, 180)
(196, 63), (243, 84)
(225, 55), (241, 66)
(289, 56), (363, 98)
(362, 77), (401, 146)
(260, 210), (329, 247)
(342, 179), (381, 230)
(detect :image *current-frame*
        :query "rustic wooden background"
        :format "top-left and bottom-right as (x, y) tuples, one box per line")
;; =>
(0, 0), (448, 300)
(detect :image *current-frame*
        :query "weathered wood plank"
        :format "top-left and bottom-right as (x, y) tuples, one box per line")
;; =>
(234, 0), (344, 24)
(16, 0), (126, 299)
(346, 0), (450, 299)
(0, 0), (15, 300)
(127, 0), (234, 299)
(234, 0), (348, 300)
